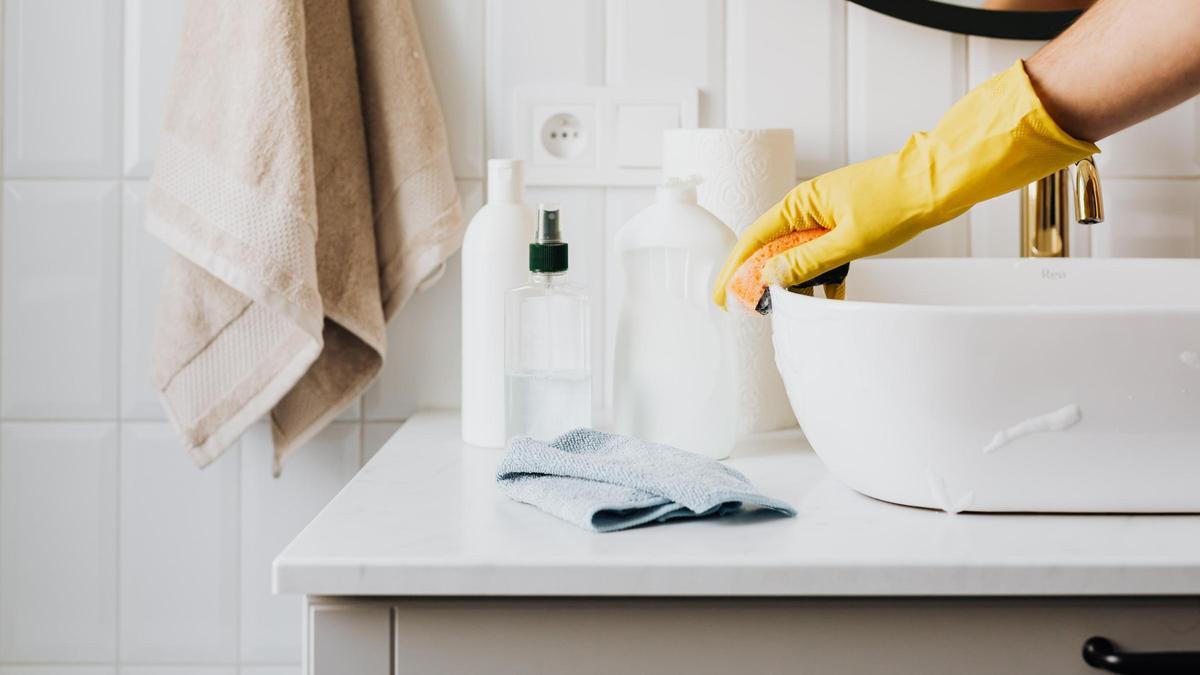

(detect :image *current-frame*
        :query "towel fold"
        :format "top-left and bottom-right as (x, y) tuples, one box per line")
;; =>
(496, 429), (796, 532)
(148, 0), (463, 471)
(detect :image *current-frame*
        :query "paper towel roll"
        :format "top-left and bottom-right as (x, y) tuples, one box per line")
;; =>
(661, 129), (797, 435)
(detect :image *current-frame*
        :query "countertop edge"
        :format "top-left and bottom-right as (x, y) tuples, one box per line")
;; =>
(274, 560), (1200, 597)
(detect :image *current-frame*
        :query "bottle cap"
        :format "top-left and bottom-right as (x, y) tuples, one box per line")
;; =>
(487, 159), (524, 204)
(530, 204), (568, 273)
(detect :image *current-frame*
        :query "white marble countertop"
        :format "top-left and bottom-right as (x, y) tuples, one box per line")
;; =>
(274, 411), (1200, 597)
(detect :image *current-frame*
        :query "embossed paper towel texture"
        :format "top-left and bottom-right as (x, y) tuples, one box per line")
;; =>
(662, 129), (798, 435)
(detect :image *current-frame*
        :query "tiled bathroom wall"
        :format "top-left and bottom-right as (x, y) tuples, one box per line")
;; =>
(1, 0), (1196, 672)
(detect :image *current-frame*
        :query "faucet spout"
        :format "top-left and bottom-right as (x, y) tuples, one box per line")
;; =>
(1019, 156), (1104, 258)
(1074, 156), (1104, 225)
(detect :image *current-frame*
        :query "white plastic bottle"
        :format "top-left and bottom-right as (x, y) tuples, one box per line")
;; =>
(461, 160), (535, 447)
(505, 205), (591, 441)
(613, 178), (737, 459)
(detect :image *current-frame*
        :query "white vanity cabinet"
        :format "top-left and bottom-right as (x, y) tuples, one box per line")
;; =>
(305, 597), (1200, 674)
(277, 412), (1200, 675)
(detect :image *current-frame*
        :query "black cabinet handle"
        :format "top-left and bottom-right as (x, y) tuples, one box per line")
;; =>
(1083, 636), (1200, 674)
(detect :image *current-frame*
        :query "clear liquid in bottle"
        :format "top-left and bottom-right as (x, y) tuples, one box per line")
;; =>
(504, 205), (592, 441)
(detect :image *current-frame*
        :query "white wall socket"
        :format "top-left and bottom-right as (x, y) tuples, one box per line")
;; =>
(512, 84), (699, 186)
(532, 104), (594, 167)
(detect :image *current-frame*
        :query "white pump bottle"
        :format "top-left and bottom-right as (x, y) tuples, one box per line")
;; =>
(461, 160), (535, 447)
(613, 178), (738, 459)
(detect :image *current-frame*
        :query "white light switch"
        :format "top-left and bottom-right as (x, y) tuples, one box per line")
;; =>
(512, 84), (698, 186)
(615, 104), (680, 169)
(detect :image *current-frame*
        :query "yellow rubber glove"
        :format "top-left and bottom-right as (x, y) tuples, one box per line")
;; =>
(712, 60), (1099, 308)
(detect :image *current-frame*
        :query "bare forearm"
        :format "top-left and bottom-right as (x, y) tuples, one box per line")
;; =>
(1025, 0), (1200, 142)
(983, 0), (1094, 10)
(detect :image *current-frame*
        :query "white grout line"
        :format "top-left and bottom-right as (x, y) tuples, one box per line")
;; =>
(113, 0), (126, 665)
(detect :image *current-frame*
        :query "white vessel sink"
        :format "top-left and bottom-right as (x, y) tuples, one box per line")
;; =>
(769, 258), (1200, 513)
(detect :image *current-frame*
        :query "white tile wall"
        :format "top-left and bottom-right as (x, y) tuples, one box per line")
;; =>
(1099, 102), (1200, 178)
(0, 423), (118, 661)
(1094, 179), (1200, 258)
(120, 181), (169, 418)
(606, 0), (724, 127)
(412, 0), (485, 178)
(1, 669), (115, 675)
(3, 1), (1199, 671)
(485, 0), (605, 158)
(238, 668), (299, 675)
(2, 181), (120, 419)
(122, 0), (186, 177)
(3, 0), (122, 176)
(119, 423), (239, 663)
(118, 662), (234, 667)
(726, 0), (846, 178)
(848, 5), (971, 258)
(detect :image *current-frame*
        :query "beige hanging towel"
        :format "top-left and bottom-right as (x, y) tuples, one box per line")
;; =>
(147, 0), (463, 471)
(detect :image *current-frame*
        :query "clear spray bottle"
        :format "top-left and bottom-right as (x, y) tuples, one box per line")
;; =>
(504, 205), (591, 441)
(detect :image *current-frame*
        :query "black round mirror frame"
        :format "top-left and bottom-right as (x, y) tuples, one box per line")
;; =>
(847, 0), (1083, 40)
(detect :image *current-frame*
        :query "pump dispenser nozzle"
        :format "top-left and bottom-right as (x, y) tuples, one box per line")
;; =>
(536, 205), (562, 243)
(530, 204), (569, 273)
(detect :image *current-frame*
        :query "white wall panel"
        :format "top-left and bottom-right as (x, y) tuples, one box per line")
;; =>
(3, 0), (122, 176)
(119, 669), (235, 675)
(1098, 102), (1200, 178)
(727, 0), (844, 177)
(364, 253), (463, 420)
(239, 668), (300, 675)
(847, 5), (968, 258)
(123, 0), (186, 177)
(412, 0), (485, 178)
(607, 0), (724, 127)
(0, 669), (114, 675)
(0, 423), (118, 662)
(1093, 179), (1200, 258)
(968, 192), (1021, 258)
(2, 181), (120, 418)
(119, 424), (239, 663)
(968, 36), (1043, 87)
(240, 424), (360, 664)
(847, 5), (966, 161)
(485, 0), (605, 158)
(120, 182), (169, 417)
(364, 180), (481, 421)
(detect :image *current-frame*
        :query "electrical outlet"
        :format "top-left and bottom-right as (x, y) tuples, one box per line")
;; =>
(513, 85), (698, 186)
(531, 104), (595, 168)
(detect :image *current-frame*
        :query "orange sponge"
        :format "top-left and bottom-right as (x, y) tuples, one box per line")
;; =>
(726, 228), (828, 313)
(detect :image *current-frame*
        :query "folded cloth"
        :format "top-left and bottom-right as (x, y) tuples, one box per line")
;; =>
(496, 429), (796, 532)
(148, 0), (463, 471)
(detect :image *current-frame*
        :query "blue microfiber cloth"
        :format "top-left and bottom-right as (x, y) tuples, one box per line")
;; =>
(495, 428), (796, 532)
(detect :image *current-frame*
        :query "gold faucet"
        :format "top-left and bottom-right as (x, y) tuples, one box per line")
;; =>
(1020, 157), (1104, 257)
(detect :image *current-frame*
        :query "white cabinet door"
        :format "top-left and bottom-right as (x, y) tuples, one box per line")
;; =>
(308, 603), (392, 675)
